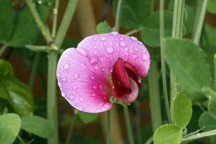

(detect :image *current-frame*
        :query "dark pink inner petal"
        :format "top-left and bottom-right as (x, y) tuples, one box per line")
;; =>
(111, 58), (142, 101)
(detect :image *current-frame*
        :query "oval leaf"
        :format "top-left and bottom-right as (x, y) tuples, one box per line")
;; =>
(0, 113), (21, 144)
(21, 116), (54, 138)
(207, 0), (216, 14)
(153, 124), (182, 144)
(173, 92), (192, 128)
(96, 21), (112, 34)
(199, 112), (216, 131)
(164, 38), (211, 100)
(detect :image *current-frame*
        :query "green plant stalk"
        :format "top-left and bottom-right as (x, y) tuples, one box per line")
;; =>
(214, 54), (216, 89)
(25, 0), (52, 43)
(52, 0), (60, 37)
(125, 27), (143, 36)
(144, 136), (153, 144)
(159, 0), (171, 123)
(55, 0), (78, 46)
(123, 104), (134, 144)
(66, 110), (77, 144)
(114, 0), (123, 32)
(170, 0), (185, 121)
(135, 102), (142, 144)
(0, 44), (7, 57)
(192, 0), (208, 45)
(107, 110), (110, 144)
(47, 51), (58, 144)
(182, 129), (216, 143)
(29, 53), (40, 90)
(148, 58), (162, 131)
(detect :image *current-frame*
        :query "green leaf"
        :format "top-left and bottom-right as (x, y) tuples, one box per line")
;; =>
(0, 0), (15, 43)
(8, 8), (40, 47)
(199, 112), (216, 131)
(78, 111), (99, 124)
(141, 11), (173, 47)
(21, 116), (54, 138)
(164, 38), (211, 100)
(173, 92), (192, 128)
(0, 60), (13, 77)
(96, 21), (112, 34)
(0, 60), (33, 116)
(207, 0), (216, 14)
(113, 0), (151, 29)
(0, 113), (21, 144)
(153, 124), (182, 144)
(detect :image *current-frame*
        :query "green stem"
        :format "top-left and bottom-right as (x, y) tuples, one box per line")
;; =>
(114, 0), (123, 32)
(182, 129), (216, 143)
(55, 0), (78, 47)
(125, 27), (143, 36)
(214, 54), (216, 89)
(159, 0), (171, 123)
(170, 0), (185, 121)
(148, 57), (162, 131)
(144, 136), (153, 144)
(47, 51), (58, 144)
(0, 44), (7, 57)
(25, 0), (52, 43)
(29, 53), (40, 90)
(66, 110), (77, 144)
(52, 0), (60, 38)
(18, 135), (25, 144)
(135, 102), (142, 144)
(123, 105), (134, 144)
(192, 0), (208, 45)
(107, 110), (110, 144)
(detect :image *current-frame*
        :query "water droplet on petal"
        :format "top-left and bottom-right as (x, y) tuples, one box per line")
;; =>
(106, 47), (114, 54)
(78, 49), (88, 56)
(72, 91), (76, 94)
(64, 64), (69, 70)
(132, 55), (137, 59)
(93, 46), (97, 49)
(109, 43), (113, 45)
(90, 76), (95, 80)
(92, 85), (98, 90)
(131, 36), (137, 41)
(99, 85), (103, 89)
(104, 103), (110, 108)
(94, 65), (99, 70)
(61, 92), (65, 97)
(80, 97), (84, 102)
(111, 32), (118, 36)
(64, 55), (68, 58)
(70, 96), (74, 100)
(73, 86), (77, 90)
(89, 57), (98, 64)
(120, 41), (126, 47)
(74, 73), (79, 79)
(58, 82), (61, 87)
(92, 93), (96, 96)
(142, 55), (148, 61)
(104, 43), (107, 46)
(62, 78), (66, 81)
(101, 37), (106, 41)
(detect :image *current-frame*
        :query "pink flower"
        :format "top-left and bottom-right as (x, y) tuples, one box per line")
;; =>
(56, 32), (150, 113)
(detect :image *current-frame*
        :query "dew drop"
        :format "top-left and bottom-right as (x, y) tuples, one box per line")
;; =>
(72, 91), (76, 94)
(101, 37), (106, 41)
(92, 85), (98, 90)
(64, 55), (68, 58)
(104, 103), (110, 108)
(58, 82), (61, 87)
(99, 85), (103, 89)
(61, 92), (65, 97)
(103, 43), (107, 46)
(64, 64), (69, 70)
(90, 76), (95, 80)
(131, 36), (137, 41)
(80, 97), (84, 102)
(94, 65), (99, 70)
(74, 73), (79, 79)
(73, 86), (77, 90)
(109, 43), (113, 45)
(132, 55), (137, 59)
(93, 46), (97, 49)
(78, 49), (88, 56)
(106, 47), (114, 54)
(70, 96), (74, 100)
(62, 78), (66, 81)
(89, 57), (98, 64)
(142, 55), (148, 61)
(111, 32), (118, 36)
(92, 93), (96, 96)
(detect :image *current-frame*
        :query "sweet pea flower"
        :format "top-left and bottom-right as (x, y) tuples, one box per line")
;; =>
(56, 32), (150, 113)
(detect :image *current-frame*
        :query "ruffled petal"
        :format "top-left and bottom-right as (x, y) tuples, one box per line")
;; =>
(56, 48), (112, 113)
(77, 32), (150, 78)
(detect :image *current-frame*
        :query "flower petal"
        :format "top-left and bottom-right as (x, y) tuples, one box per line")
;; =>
(56, 48), (112, 113)
(77, 32), (150, 78)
